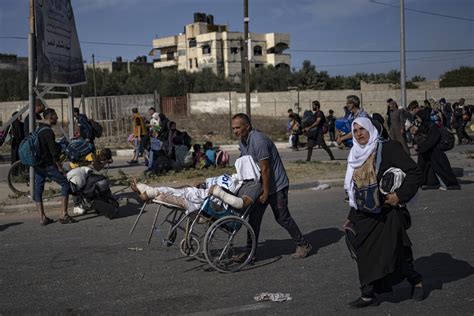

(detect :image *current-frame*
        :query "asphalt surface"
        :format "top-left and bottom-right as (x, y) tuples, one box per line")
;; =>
(1, 182), (473, 314)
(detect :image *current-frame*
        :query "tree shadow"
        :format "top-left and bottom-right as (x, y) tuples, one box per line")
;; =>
(387, 252), (474, 303)
(257, 227), (344, 261)
(0, 222), (23, 232)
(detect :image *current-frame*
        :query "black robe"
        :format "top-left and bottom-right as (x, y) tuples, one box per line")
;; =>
(10, 120), (24, 163)
(415, 114), (459, 187)
(348, 140), (422, 292)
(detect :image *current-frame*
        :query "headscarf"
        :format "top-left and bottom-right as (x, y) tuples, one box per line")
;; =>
(344, 117), (380, 208)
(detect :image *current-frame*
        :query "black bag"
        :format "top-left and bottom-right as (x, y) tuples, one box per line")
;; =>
(437, 127), (455, 152)
(65, 139), (94, 162)
(302, 110), (316, 128)
(90, 120), (103, 138)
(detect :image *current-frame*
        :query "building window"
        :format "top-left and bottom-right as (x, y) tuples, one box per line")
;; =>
(166, 51), (174, 60)
(255, 63), (264, 68)
(178, 50), (186, 56)
(230, 47), (239, 54)
(254, 45), (263, 56)
(189, 59), (193, 68)
(189, 38), (197, 48)
(202, 45), (211, 55)
(195, 58), (198, 68)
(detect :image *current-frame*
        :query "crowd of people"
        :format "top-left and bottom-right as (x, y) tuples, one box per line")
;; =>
(127, 107), (229, 175)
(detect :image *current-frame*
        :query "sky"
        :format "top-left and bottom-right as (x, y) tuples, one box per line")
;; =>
(0, 0), (473, 80)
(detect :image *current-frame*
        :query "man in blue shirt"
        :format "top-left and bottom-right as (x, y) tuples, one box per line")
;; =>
(336, 95), (369, 145)
(231, 113), (312, 261)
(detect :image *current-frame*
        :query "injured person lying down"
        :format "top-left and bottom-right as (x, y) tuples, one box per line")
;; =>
(131, 155), (262, 213)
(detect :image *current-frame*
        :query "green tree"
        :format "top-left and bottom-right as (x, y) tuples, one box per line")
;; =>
(440, 66), (474, 87)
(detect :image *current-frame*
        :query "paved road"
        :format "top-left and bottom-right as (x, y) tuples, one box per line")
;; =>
(1, 182), (473, 314)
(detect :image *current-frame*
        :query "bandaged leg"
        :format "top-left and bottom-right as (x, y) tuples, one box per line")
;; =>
(211, 186), (244, 209)
(135, 183), (190, 209)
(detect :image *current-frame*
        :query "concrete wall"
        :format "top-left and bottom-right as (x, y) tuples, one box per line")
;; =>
(189, 86), (474, 118)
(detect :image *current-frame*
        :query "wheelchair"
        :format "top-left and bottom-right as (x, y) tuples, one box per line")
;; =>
(129, 194), (256, 273)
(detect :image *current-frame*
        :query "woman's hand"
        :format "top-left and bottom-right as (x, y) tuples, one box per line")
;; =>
(342, 219), (351, 230)
(385, 193), (400, 206)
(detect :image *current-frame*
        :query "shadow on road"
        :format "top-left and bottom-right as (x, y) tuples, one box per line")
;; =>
(0, 222), (23, 232)
(388, 252), (474, 303)
(257, 227), (344, 261)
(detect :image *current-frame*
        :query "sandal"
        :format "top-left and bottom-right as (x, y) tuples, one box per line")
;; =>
(41, 217), (54, 226)
(58, 215), (77, 224)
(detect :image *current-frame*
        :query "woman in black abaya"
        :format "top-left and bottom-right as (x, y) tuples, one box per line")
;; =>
(414, 108), (460, 190)
(343, 117), (424, 308)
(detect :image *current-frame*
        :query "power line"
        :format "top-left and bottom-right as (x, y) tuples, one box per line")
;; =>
(369, 0), (474, 22)
(289, 49), (474, 53)
(2, 36), (474, 53)
(315, 52), (474, 68)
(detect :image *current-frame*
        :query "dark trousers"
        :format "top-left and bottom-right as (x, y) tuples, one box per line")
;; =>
(361, 246), (422, 298)
(247, 186), (306, 250)
(307, 137), (334, 161)
(329, 129), (336, 142)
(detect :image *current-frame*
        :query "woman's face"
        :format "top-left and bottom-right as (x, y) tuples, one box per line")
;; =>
(353, 123), (370, 145)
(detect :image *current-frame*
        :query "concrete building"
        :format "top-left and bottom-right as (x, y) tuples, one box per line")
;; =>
(150, 12), (291, 82)
(0, 54), (28, 71)
(85, 56), (153, 73)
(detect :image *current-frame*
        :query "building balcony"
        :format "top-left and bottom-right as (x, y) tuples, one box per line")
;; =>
(153, 59), (178, 69)
(152, 36), (178, 49)
(266, 53), (290, 67)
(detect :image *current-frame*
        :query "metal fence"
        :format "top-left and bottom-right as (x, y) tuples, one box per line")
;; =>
(83, 94), (188, 145)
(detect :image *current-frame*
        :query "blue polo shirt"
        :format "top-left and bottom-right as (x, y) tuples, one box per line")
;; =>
(239, 129), (289, 194)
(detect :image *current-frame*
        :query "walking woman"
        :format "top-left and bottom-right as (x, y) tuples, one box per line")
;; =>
(414, 108), (460, 190)
(343, 117), (424, 308)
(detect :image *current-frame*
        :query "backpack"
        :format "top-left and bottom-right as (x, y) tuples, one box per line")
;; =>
(77, 114), (93, 139)
(65, 139), (95, 162)
(437, 127), (455, 152)
(215, 149), (230, 167)
(90, 120), (103, 138)
(302, 110), (316, 128)
(18, 126), (51, 167)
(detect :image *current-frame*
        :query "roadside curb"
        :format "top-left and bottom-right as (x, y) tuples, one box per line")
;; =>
(0, 178), (345, 215)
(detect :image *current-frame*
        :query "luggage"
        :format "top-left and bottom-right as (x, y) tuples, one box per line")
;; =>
(65, 139), (94, 162)
(18, 126), (51, 167)
(437, 127), (455, 152)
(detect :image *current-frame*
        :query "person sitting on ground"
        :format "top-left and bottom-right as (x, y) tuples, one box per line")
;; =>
(174, 136), (190, 169)
(203, 141), (217, 168)
(192, 144), (206, 169)
(131, 155), (262, 213)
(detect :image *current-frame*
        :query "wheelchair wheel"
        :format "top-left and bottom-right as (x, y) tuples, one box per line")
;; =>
(8, 160), (30, 195)
(179, 236), (200, 257)
(203, 215), (256, 273)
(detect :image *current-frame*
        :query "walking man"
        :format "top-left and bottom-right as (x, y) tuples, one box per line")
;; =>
(231, 113), (312, 260)
(304, 101), (335, 161)
(336, 95), (369, 145)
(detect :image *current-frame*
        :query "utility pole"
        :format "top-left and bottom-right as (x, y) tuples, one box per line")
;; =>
(243, 0), (251, 117)
(28, 0), (35, 199)
(92, 53), (97, 97)
(400, 0), (407, 108)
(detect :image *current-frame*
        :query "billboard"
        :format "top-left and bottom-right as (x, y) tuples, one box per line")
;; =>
(34, 0), (86, 86)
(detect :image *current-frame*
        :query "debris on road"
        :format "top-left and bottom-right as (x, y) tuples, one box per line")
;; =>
(128, 247), (143, 251)
(310, 183), (331, 191)
(254, 292), (292, 302)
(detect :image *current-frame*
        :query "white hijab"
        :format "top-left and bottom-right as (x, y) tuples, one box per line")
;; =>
(344, 117), (380, 208)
